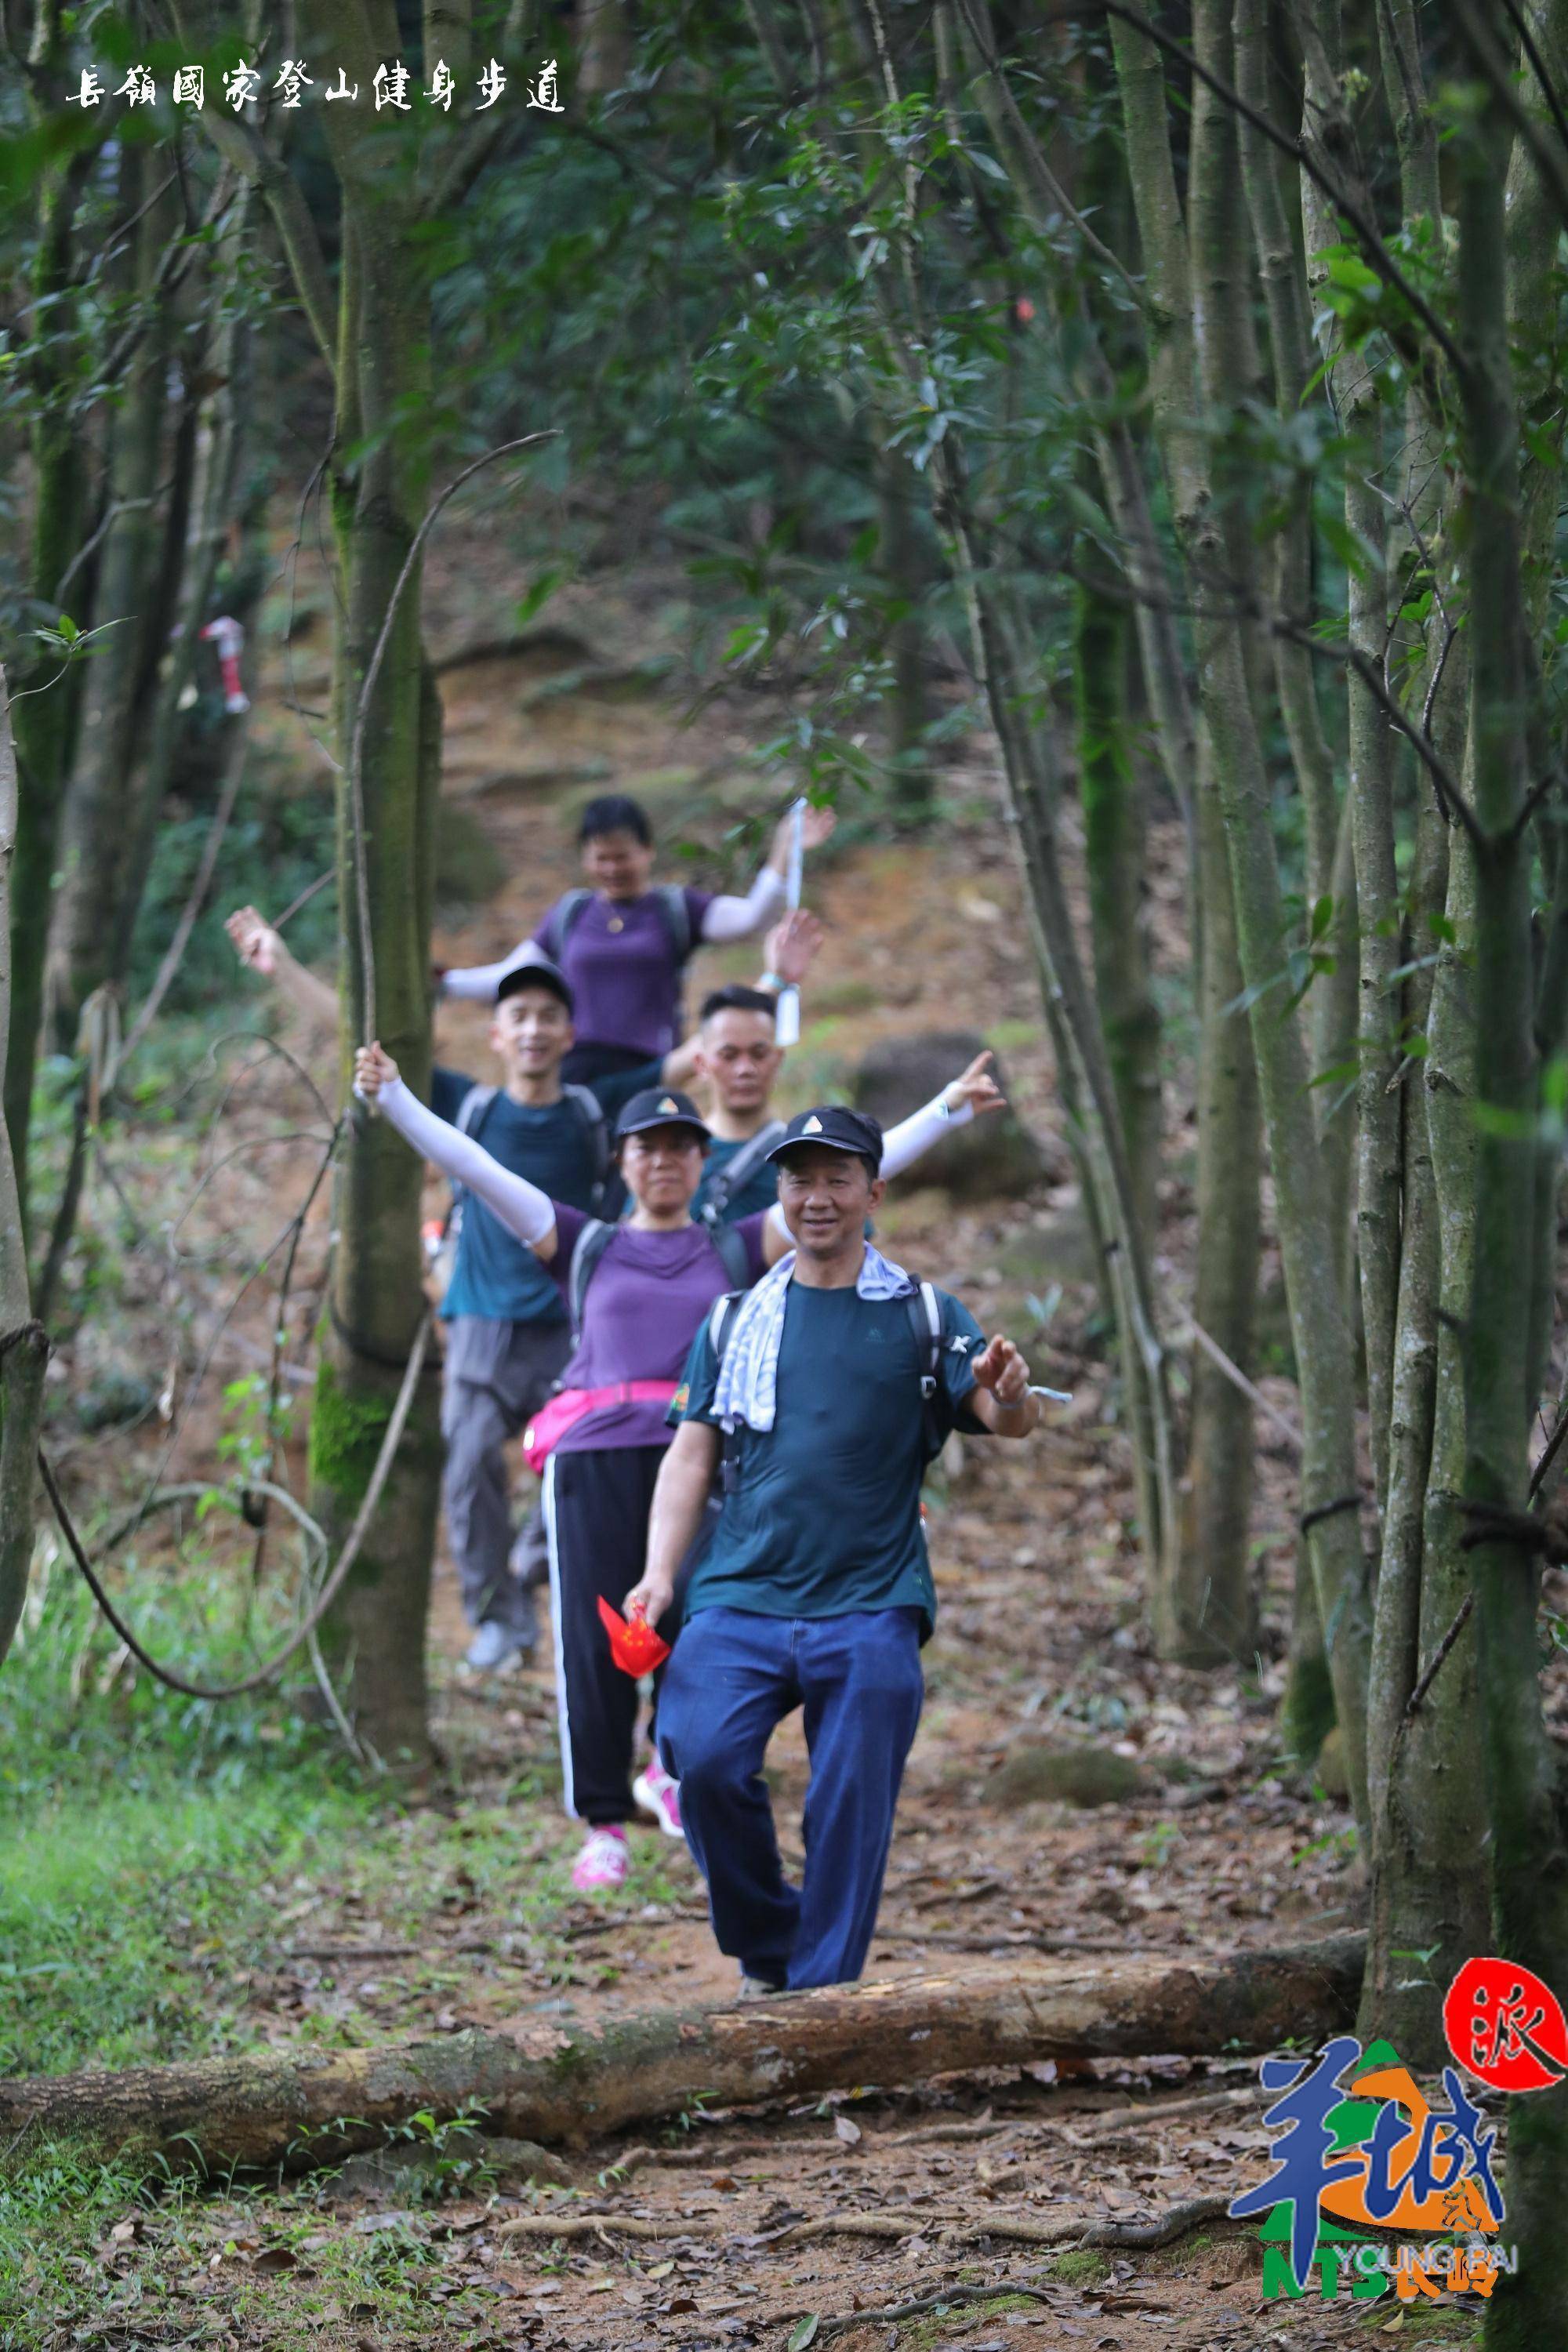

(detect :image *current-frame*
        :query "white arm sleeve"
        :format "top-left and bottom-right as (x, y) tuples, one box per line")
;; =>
(880, 1093), (975, 1181)
(699, 864), (788, 943)
(367, 1076), (557, 1250)
(436, 945), (532, 1003)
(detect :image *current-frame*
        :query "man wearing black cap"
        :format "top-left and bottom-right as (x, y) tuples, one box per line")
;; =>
(354, 1046), (1007, 1891)
(628, 1104), (1045, 1991)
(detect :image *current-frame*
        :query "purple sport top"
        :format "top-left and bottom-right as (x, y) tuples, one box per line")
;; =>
(548, 1205), (768, 1451)
(532, 888), (714, 1056)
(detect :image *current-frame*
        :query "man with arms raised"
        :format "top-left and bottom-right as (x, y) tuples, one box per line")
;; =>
(688, 953), (994, 1232)
(626, 1106), (1044, 1991)
(227, 907), (604, 1674)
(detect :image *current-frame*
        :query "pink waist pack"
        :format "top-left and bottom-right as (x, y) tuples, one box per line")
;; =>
(522, 1381), (679, 1475)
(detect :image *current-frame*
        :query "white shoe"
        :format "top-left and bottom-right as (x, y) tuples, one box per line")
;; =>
(633, 1756), (684, 1839)
(463, 1621), (528, 1673)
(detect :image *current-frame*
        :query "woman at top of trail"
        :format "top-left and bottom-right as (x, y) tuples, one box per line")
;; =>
(434, 792), (836, 1087)
(352, 1034), (1003, 1896)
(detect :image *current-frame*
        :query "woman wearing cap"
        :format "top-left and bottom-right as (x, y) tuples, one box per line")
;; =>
(436, 793), (837, 1087)
(354, 1040), (1002, 1893)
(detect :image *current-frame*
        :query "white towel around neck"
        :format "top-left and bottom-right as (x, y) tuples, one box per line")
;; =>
(710, 1240), (915, 1434)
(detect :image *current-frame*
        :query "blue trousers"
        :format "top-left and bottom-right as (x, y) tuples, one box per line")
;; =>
(656, 1606), (924, 1990)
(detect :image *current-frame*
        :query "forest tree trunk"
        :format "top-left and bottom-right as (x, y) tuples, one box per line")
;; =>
(0, 670), (47, 1673)
(293, 0), (446, 1763)
(4, 93), (95, 1230)
(44, 151), (174, 1051)
(1075, 580), (1160, 1261)
(1453, 67), (1568, 2343)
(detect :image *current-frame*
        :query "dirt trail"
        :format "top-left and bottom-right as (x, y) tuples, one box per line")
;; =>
(39, 533), (1488, 2347)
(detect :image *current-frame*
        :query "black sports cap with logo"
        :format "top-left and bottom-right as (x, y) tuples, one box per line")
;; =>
(766, 1105), (884, 1176)
(494, 951), (575, 1014)
(614, 1087), (712, 1145)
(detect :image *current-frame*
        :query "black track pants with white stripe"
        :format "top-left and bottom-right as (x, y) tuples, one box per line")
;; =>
(543, 1443), (675, 1825)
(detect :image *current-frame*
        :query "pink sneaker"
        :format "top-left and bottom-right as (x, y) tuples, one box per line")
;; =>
(572, 1825), (629, 1892)
(633, 1756), (684, 1839)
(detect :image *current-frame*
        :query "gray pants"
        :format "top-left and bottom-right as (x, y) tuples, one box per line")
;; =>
(441, 1316), (572, 1639)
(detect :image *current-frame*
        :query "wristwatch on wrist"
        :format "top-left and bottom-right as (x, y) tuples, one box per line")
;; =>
(758, 969), (785, 992)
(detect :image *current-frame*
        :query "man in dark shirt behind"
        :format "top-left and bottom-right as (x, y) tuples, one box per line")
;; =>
(626, 1106), (1045, 1993)
(226, 908), (604, 1674)
(430, 956), (608, 1671)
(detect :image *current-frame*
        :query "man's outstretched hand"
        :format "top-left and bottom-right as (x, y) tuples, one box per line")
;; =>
(944, 1049), (1006, 1120)
(971, 1333), (1031, 1406)
(354, 1041), (400, 1099)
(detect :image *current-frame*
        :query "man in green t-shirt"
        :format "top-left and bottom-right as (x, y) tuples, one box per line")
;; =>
(625, 1105), (1045, 1994)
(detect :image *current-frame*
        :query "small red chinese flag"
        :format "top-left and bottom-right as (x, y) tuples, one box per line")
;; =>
(597, 1595), (671, 1676)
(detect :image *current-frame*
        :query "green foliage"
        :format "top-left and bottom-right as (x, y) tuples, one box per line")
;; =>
(0, 2138), (171, 2336)
(216, 1371), (294, 1484)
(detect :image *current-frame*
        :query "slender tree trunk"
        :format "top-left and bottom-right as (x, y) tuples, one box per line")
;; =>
(1075, 580), (1160, 1259)
(111, 231), (255, 996)
(0, 670), (47, 1673)
(1505, 0), (1568, 1421)
(1171, 728), (1261, 1663)
(817, 0), (1185, 1601)
(872, 430), (931, 825)
(5, 131), (95, 1229)
(1112, 0), (1372, 1822)
(1359, 789), (1487, 2058)
(575, 0), (631, 96)
(1454, 74), (1568, 2345)
(294, 0), (445, 1763)
(45, 153), (175, 1051)
(1345, 442), (1402, 1517)
(959, 0), (1264, 1657)
(1234, 0), (1356, 1292)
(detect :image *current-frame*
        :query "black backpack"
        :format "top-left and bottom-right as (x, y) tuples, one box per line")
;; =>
(698, 1119), (786, 1229)
(566, 1214), (751, 1341)
(540, 885), (695, 967)
(706, 1278), (946, 1494)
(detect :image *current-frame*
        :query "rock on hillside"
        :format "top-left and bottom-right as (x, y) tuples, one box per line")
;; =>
(854, 1029), (1045, 1202)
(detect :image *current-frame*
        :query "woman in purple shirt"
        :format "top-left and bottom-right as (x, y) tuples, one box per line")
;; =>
(437, 794), (835, 1087)
(354, 1039), (1003, 1893)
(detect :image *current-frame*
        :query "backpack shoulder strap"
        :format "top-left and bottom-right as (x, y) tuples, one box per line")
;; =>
(567, 1217), (619, 1336)
(906, 1279), (945, 1460)
(700, 1120), (785, 1232)
(442, 1085), (500, 1238)
(708, 1287), (745, 1362)
(543, 888), (593, 960)
(708, 1287), (748, 1496)
(655, 883), (695, 964)
(455, 1083), (499, 1138)
(711, 1220), (753, 1292)
(561, 1081), (612, 1196)
(701, 1119), (786, 1225)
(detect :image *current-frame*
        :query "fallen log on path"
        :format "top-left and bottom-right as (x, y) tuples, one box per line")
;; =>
(0, 1933), (1362, 2176)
